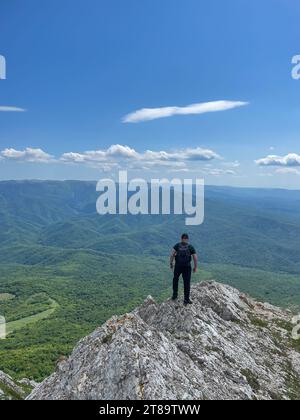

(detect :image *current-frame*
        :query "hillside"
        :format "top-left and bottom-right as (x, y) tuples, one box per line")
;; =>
(1, 181), (300, 381)
(27, 281), (300, 400)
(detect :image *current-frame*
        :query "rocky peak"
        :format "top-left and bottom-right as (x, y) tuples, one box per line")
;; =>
(27, 281), (300, 400)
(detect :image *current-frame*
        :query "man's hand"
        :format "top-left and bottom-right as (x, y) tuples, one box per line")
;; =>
(193, 267), (198, 273)
(170, 263), (174, 271)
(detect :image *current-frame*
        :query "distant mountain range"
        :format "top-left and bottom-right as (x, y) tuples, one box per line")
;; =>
(1, 180), (300, 273)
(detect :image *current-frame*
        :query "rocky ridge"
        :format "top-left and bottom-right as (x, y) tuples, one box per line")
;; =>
(27, 281), (300, 400)
(0, 370), (36, 400)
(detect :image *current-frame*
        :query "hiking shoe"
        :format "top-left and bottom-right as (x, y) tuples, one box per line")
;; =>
(184, 300), (193, 306)
(171, 295), (178, 301)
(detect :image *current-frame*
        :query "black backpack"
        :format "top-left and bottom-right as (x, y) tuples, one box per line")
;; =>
(176, 243), (191, 266)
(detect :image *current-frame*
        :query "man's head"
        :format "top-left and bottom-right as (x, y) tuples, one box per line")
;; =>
(181, 233), (189, 244)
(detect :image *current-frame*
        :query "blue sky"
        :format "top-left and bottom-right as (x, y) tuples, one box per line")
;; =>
(0, 0), (300, 187)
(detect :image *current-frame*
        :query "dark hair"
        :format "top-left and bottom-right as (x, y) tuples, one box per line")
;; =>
(181, 233), (189, 240)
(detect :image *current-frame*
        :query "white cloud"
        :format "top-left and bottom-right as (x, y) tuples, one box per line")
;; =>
(106, 144), (139, 159)
(168, 166), (237, 176)
(207, 168), (236, 176)
(61, 145), (139, 164)
(60, 145), (221, 171)
(143, 147), (220, 162)
(255, 153), (300, 167)
(1, 144), (224, 172)
(1, 148), (53, 162)
(0, 106), (26, 112)
(275, 168), (300, 175)
(221, 160), (240, 168)
(122, 100), (249, 123)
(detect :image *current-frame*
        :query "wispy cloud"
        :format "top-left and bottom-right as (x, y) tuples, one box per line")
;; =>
(207, 168), (236, 176)
(1, 148), (53, 163)
(255, 153), (300, 167)
(275, 168), (300, 175)
(0, 106), (26, 112)
(169, 166), (237, 176)
(142, 147), (220, 162)
(122, 100), (248, 123)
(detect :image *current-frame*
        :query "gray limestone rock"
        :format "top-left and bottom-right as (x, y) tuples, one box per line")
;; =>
(27, 281), (300, 400)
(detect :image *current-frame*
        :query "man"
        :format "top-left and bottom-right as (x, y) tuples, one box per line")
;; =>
(170, 233), (198, 305)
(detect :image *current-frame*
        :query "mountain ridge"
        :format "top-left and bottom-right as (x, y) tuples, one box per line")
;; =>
(27, 281), (300, 400)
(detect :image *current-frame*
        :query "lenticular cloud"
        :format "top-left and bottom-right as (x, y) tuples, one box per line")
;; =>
(123, 100), (248, 123)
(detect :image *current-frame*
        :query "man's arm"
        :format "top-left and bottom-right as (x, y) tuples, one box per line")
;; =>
(170, 249), (176, 270)
(192, 253), (198, 273)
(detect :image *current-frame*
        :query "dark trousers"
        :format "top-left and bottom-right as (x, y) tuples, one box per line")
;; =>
(173, 264), (192, 302)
